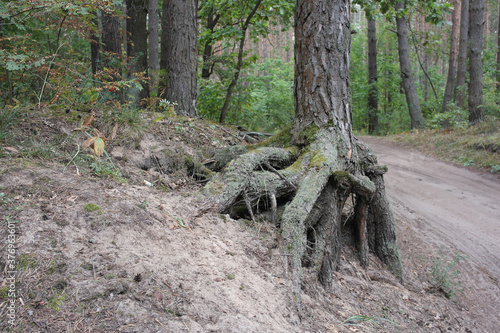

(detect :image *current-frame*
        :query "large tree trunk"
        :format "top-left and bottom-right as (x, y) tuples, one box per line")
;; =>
(469, 0), (485, 125)
(367, 14), (378, 134)
(442, 0), (461, 118)
(395, 0), (424, 129)
(160, 0), (198, 117)
(203, 0), (403, 312)
(126, 0), (149, 104)
(455, 0), (469, 108)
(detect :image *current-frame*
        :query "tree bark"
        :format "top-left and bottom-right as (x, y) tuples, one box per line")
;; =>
(126, 0), (149, 104)
(102, 11), (121, 68)
(455, 0), (469, 108)
(468, 0), (485, 125)
(161, 0), (198, 117)
(148, 0), (159, 95)
(294, 0), (354, 141)
(367, 14), (378, 134)
(442, 0), (461, 117)
(395, 0), (424, 129)
(100, 8), (123, 101)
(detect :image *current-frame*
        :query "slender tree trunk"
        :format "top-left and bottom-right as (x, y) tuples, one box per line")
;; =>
(90, 14), (100, 75)
(161, 0), (198, 117)
(496, 0), (500, 94)
(219, 0), (262, 124)
(455, 0), (469, 108)
(442, 0), (461, 117)
(126, 0), (149, 104)
(423, 52), (429, 102)
(395, 0), (424, 129)
(469, 0), (485, 125)
(367, 14), (378, 134)
(201, 7), (220, 80)
(148, 0), (159, 95)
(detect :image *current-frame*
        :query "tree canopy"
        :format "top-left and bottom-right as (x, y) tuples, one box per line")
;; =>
(1, 0), (498, 130)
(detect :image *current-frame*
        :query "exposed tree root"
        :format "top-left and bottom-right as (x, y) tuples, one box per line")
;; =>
(203, 126), (403, 310)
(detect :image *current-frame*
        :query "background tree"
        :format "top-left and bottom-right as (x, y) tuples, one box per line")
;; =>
(148, 0), (160, 95)
(90, 14), (100, 76)
(367, 8), (379, 134)
(468, 0), (485, 125)
(126, 0), (149, 103)
(198, 0), (226, 80)
(496, 0), (500, 95)
(455, 0), (469, 108)
(161, 0), (199, 117)
(395, 0), (425, 129)
(441, 0), (460, 118)
(102, 9), (121, 69)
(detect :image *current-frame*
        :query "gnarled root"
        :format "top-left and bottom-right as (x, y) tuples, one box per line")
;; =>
(203, 128), (404, 310)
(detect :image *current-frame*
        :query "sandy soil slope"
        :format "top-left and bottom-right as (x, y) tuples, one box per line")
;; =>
(362, 136), (500, 331)
(1, 123), (499, 332)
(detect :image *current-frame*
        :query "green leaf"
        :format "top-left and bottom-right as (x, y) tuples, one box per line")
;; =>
(6, 61), (22, 71)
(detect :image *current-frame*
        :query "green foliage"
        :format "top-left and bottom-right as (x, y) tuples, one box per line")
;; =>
(17, 253), (38, 271)
(430, 248), (466, 300)
(428, 102), (467, 130)
(89, 159), (124, 181)
(350, 22), (369, 133)
(84, 203), (101, 212)
(198, 58), (294, 132)
(351, 18), (410, 134)
(48, 292), (66, 312)
(244, 58), (294, 132)
(0, 0), (135, 107)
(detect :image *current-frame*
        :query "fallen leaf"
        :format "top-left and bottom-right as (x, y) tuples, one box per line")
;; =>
(4, 147), (19, 154)
(110, 123), (118, 140)
(82, 113), (95, 128)
(82, 137), (95, 149)
(93, 137), (105, 156)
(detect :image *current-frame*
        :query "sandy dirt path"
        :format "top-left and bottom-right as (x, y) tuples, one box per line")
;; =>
(362, 136), (500, 327)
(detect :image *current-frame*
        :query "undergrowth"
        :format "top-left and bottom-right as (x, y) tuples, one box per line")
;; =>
(387, 116), (500, 173)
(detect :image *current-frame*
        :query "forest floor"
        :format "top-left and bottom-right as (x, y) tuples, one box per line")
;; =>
(0, 107), (499, 332)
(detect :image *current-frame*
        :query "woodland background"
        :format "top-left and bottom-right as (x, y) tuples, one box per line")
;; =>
(1, 0), (499, 134)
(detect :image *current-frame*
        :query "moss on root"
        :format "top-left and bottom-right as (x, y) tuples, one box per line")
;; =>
(203, 123), (404, 308)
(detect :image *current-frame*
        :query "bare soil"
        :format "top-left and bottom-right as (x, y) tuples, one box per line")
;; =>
(1, 116), (499, 332)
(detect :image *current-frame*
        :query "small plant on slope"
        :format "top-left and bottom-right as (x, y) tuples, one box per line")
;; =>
(430, 247), (466, 300)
